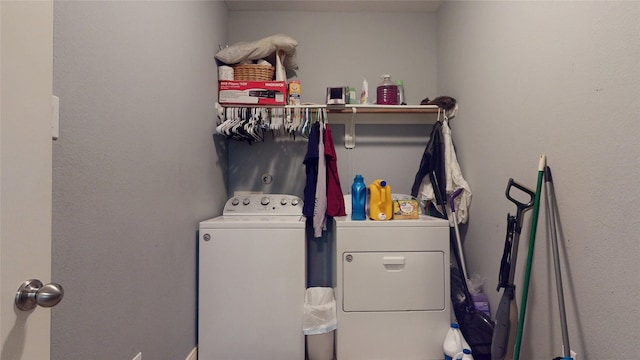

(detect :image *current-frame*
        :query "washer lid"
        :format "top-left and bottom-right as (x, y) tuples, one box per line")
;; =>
(199, 215), (305, 229)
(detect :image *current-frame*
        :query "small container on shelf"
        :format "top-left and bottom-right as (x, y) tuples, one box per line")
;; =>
(395, 79), (406, 105)
(288, 80), (301, 105)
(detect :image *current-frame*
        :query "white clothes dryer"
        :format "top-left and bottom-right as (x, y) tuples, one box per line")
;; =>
(198, 194), (305, 360)
(334, 216), (451, 360)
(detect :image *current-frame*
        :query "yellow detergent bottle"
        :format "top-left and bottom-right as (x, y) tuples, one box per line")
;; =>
(367, 179), (393, 220)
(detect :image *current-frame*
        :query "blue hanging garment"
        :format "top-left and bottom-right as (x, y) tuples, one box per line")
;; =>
(303, 122), (321, 218)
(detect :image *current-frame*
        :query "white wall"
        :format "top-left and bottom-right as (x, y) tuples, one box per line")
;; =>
(52, 2), (228, 359)
(437, 1), (640, 358)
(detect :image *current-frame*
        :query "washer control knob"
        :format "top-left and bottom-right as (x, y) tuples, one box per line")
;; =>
(242, 198), (250, 205)
(291, 198), (299, 206)
(260, 197), (270, 206)
(280, 198), (288, 206)
(231, 198), (240, 206)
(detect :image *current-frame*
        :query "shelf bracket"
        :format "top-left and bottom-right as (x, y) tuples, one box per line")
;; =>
(344, 106), (357, 149)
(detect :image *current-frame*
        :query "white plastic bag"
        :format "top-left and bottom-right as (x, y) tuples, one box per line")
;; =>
(302, 287), (337, 335)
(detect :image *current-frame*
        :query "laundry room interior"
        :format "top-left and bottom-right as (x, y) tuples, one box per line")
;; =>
(51, 1), (638, 360)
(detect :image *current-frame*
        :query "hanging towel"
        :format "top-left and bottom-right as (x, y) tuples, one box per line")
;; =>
(324, 124), (346, 217)
(441, 118), (471, 224)
(412, 119), (471, 224)
(313, 122), (328, 238)
(303, 122), (320, 218)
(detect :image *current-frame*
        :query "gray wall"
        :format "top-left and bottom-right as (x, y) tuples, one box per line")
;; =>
(52, 1), (228, 359)
(50, 1), (640, 359)
(437, 1), (640, 359)
(228, 11), (438, 105)
(227, 11), (439, 197)
(227, 2), (640, 359)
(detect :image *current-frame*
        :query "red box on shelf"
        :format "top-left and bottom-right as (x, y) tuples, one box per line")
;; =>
(218, 81), (287, 106)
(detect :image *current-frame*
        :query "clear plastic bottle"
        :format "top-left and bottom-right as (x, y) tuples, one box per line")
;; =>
(376, 74), (398, 105)
(395, 79), (406, 105)
(360, 77), (369, 104)
(351, 175), (366, 220)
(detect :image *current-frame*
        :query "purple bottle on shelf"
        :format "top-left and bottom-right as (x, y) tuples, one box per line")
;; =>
(376, 74), (398, 105)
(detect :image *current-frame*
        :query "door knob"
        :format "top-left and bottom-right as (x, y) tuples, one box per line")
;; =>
(15, 279), (64, 311)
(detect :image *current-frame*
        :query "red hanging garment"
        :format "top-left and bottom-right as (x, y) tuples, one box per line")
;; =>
(324, 123), (346, 217)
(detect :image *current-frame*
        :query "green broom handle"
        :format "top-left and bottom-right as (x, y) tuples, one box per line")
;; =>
(513, 155), (546, 360)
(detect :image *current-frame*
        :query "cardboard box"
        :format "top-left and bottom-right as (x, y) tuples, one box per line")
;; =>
(393, 199), (419, 219)
(288, 80), (301, 106)
(218, 81), (287, 105)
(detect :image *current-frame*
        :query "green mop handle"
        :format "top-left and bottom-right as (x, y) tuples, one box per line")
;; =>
(513, 154), (546, 360)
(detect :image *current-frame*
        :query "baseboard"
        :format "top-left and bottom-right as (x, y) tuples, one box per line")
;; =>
(185, 346), (197, 360)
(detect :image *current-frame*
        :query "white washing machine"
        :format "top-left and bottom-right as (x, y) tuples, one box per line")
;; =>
(334, 216), (451, 360)
(199, 194), (306, 360)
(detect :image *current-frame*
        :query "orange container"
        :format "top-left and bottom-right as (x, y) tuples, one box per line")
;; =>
(367, 179), (393, 220)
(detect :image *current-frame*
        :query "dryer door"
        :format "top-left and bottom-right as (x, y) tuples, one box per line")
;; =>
(342, 251), (445, 312)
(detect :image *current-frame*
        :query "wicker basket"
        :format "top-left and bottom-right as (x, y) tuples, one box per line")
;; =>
(233, 64), (275, 81)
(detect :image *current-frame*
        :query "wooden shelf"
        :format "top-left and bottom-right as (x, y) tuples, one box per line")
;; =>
(222, 103), (440, 115)
(326, 104), (440, 114)
(325, 105), (441, 148)
(219, 103), (443, 148)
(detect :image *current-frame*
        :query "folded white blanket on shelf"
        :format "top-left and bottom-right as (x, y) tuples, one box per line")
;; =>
(215, 33), (299, 73)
